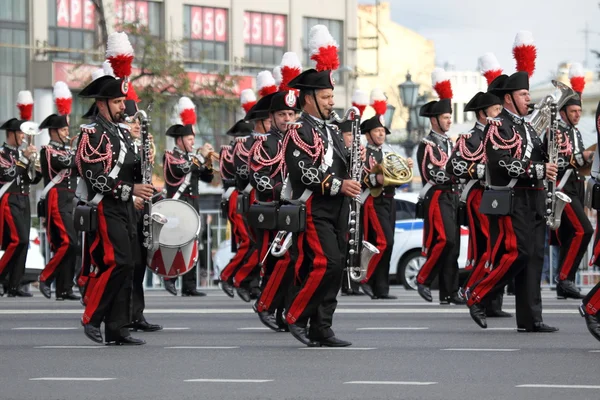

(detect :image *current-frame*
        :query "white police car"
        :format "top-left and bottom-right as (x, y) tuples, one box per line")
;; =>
(0, 226), (45, 285)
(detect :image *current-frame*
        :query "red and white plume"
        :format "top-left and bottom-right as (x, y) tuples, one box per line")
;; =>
(53, 81), (72, 116)
(432, 68), (453, 100)
(569, 62), (585, 94)
(369, 89), (387, 116)
(279, 52), (302, 92)
(178, 97), (196, 126)
(273, 66), (282, 89)
(351, 89), (369, 117)
(308, 24), (339, 72)
(16, 90), (33, 121)
(106, 32), (134, 79)
(479, 52), (503, 86)
(513, 30), (536, 78)
(240, 89), (257, 113)
(102, 60), (115, 77)
(257, 70), (277, 97)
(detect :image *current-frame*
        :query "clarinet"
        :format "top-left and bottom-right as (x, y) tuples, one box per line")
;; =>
(131, 109), (154, 249)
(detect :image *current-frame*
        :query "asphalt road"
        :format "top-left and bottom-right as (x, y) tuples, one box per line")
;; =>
(0, 287), (598, 400)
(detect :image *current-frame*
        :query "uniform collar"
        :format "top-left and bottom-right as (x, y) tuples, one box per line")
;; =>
(430, 129), (451, 142)
(367, 143), (382, 151)
(475, 121), (486, 131)
(2, 143), (17, 151)
(49, 140), (65, 148)
(504, 108), (524, 125)
(173, 146), (186, 156)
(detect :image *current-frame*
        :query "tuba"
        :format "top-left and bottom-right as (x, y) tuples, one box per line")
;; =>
(330, 107), (380, 283)
(526, 80), (577, 136)
(369, 150), (413, 197)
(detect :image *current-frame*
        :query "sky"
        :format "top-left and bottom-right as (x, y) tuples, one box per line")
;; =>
(360, 0), (600, 85)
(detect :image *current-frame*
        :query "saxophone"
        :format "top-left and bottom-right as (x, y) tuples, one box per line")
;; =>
(330, 107), (380, 283)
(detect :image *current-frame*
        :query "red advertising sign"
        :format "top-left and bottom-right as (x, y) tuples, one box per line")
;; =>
(243, 12), (286, 47)
(114, 0), (149, 27)
(189, 7), (228, 42)
(56, 0), (95, 30)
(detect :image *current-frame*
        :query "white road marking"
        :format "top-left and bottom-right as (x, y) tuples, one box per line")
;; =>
(485, 328), (517, 331)
(13, 327), (77, 330)
(165, 346), (239, 349)
(300, 347), (376, 351)
(345, 381), (437, 385)
(34, 346), (103, 349)
(30, 378), (114, 381)
(237, 327), (270, 331)
(184, 379), (272, 383)
(162, 327), (190, 331)
(589, 350), (600, 353)
(442, 348), (519, 352)
(356, 327), (428, 331)
(517, 384), (600, 389)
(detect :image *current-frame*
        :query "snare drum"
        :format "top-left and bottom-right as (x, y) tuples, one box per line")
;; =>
(147, 199), (201, 278)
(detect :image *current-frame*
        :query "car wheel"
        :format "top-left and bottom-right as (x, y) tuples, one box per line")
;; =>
(398, 250), (425, 291)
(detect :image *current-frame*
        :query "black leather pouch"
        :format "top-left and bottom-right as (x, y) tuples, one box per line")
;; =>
(74, 204), (98, 232)
(277, 204), (306, 232)
(457, 201), (468, 226)
(37, 199), (46, 219)
(236, 193), (250, 214)
(479, 189), (514, 216)
(247, 204), (278, 230)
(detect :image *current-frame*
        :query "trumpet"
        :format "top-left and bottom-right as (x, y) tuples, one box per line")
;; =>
(192, 146), (220, 171)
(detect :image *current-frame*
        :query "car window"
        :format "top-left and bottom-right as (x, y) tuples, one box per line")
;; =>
(395, 199), (415, 221)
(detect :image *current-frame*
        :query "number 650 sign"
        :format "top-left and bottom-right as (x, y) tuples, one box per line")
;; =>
(190, 7), (227, 42)
(243, 12), (286, 47)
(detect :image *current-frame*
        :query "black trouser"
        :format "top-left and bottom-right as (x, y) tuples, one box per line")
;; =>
(285, 196), (349, 340)
(363, 195), (395, 296)
(468, 189), (545, 330)
(131, 212), (147, 322)
(417, 189), (460, 299)
(40, 189), (77, 295)
(0, 194), (30, 292)
(257, 236), (297, 314)
(82, 201), (135, 335)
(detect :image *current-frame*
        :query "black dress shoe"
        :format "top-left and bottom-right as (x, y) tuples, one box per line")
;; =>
(83, 324), (103, 344)
(250, 287), (261, 300)
(0, 284), (4, 297)
(7, 288), (33, 297)
(581, 306), (600, 342)
(220, 281), (235, 298)
(316, 336), (352, 347)
(556, 280), (584, 300)
(377, 294), (397, 300)
(56, 292), (81, 301)
(417, 284), (432, 302)
(448, 293), (466, 305)
(486, 310), (513, 318)
(182, 289), (206, 297)
(258, 311), (284, 332)
(236, 287), (252, 303)
(130, 319), (163, 332)
(105, 334), (146, 346)
(288, 324), (320, 347)
(39, 280), (52, 299)
(469, 303), (487, 329)
(275, 310), (289, 332)
(164, 280), (177, 296)
(360, 283), (376, 299)
(517, 322), (559, 333)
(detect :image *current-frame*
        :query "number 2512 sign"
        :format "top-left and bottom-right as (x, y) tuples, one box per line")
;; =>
(243, 12), (286, 47)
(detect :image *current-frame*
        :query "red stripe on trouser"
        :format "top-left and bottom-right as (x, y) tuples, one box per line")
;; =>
(232, 238), (263, 288)
(257, 251), (291, 312)
(220, 192), (252, 281)
(467, 216), (518, 307)
(489, 214), (505, 270)
(362, 197), (387, 283)
(0, 195), (20, 276)
(417, 192), (446, 285)
(286, 198), (328, 324)
(294, 232), (305, 279)
(464, 190), (491, 289)
(82, 203), (116, 324)
(40, 190), (71, 282)
(585, 286), (600, 315)
(421, 192), (439, 257)
(558, 203), (584, 281)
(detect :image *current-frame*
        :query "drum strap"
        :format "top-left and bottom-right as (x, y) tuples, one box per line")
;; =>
(0, 179), (15, 201)
(172, 172), (192, 200)
(222, 186), (235, 201)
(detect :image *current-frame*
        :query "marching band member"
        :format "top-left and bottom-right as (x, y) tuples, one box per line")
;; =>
(38, 90), (80, 300)
(162, 97), (213, 297)
(0, 91), (42, 297)
(282, 24), (357, 347)
(551, 63), (593, 300)
(124, 98), (162, 332)
(219, 119), (254, 298)
(416, 69), (463, 305)
(466, 70), (558, 333)
(447, 90), (510, 317)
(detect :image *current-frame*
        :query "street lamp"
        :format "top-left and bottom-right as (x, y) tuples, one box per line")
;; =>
(398, 72), (419, 109)
(383, 104), (395, 129)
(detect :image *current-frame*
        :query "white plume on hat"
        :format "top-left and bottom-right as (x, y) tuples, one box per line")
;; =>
(256, 70), (277, 97)
(272, 66), (282, 88)
(569, 62), (584, 79)
(352, 89), (368, 106)
(479, 53), (501, 74)
(308, 24), (340, 71)
(91, 68), (105, 81)
(106, 32), (134, 58)
(102, 60), (115, 76)
(17, 90), (33, 106)
(513, 30), (534, 47)
(178, 96), (197, 126)
(240, 89), (257, 113)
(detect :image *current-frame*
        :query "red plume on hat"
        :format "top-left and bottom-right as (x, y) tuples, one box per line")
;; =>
(569, 62), (585, 95)
(16, 90), (33, 121)
(308, 25), (340, 72)
(369, 88), (387, 116)
(178, 97), (196, 126)
(279, 52), (302, 92)
(351, 89), (368, 117)
(432, 68), (453, 100)
(240, 89), (257, 113)
(479, 52), (503, 86)
(257, 70), (277, 98)
(53, 81), (72, 116)
(513, 30), (536, 78)
(106, 32), (134, 79)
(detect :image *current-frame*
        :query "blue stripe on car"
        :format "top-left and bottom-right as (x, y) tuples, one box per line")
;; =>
(395, 220), (424, 230)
